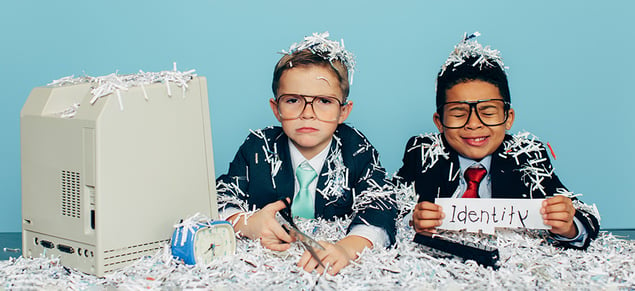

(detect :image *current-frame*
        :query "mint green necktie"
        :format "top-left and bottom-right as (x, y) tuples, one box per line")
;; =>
(291, 161), (317, 219)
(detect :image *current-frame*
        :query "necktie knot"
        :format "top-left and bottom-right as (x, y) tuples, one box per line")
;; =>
(292, 161), (317, 218)
(465, 167), (487, 183)
(296, 161), (317, 186)
(462, 167), (487, 198)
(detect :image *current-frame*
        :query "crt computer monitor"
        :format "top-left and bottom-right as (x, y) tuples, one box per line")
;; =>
(21, 74), (217, 276)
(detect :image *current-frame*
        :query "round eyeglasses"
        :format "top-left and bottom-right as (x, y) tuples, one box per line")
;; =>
(275, 94), (346, 122)
(438, 99), (511, 129)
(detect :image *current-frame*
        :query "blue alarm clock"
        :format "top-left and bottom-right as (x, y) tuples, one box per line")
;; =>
(171, 219), (236, 265)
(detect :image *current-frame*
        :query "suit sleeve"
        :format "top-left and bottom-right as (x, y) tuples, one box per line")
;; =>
(395, 136), (421, 184)
(533, 142), (600, 250)
(348, 145), (398, 246)
(216, 137), (253, 214)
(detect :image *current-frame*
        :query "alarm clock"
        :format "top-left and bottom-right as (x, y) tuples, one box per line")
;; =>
(171, 220), (236, 265)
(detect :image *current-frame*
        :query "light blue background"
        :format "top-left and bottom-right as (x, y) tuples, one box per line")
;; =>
(1, 1), (633, 232)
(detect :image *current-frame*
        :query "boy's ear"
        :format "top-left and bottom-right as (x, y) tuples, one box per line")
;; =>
(505, 108), (515, 130)
(269, 98), (283, 122)
(433, 112), (444, 133)
(337, 100), (353, 124)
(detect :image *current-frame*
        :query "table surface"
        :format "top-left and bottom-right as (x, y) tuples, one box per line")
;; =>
(0, 233), (21, 261)
(2, 229), (633, 261)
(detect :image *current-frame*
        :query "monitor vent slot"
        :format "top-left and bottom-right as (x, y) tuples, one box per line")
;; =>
(103, 240), (168, 271)
(61, 170), (81, 218)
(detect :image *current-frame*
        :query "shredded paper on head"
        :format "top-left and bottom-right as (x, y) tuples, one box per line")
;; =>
(440, 31), (507, 76)
(282, 31), (356, 85)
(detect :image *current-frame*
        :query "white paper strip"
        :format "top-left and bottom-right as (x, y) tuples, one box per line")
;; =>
(436, 198), (550, 234)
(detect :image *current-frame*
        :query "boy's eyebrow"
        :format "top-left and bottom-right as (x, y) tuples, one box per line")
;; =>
(446, 104), (468, 110)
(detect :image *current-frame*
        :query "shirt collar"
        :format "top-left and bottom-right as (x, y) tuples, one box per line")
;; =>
(288, 139), (332, 174)
(458, 154), (492, 176)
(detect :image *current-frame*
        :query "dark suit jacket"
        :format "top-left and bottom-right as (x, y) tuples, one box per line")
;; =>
(217, 124), (397, 245)
(396, 132), (599, 250)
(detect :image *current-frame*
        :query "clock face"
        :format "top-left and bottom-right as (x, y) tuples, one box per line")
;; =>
(193, 223), (236, 265)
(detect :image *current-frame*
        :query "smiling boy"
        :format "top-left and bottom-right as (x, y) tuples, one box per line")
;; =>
(396, 32), (599, 249)
(216, 32), (397, 274)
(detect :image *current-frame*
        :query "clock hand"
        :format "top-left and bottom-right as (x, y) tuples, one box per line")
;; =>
(205, 243), (219, 255)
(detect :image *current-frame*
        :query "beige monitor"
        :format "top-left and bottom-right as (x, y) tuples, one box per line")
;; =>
(21, 74), (217, 276)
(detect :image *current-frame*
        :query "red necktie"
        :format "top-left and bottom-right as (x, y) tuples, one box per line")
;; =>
(462, 167), (487, 198)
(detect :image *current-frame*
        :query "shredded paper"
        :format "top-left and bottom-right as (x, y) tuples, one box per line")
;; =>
(440, 31), (507, 76)
(2, 196), (633, 290)
(282, 31), (356, 85)
(47, 63), (196, 115)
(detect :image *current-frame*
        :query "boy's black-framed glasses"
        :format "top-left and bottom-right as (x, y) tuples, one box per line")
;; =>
(438, 99), (511, 129)
(275, 94), (346, 122)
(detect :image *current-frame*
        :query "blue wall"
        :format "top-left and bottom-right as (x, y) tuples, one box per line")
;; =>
(1, 1), (633, 232)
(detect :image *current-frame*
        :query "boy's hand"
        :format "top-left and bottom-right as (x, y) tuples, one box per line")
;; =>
(228, 199), (295, 251)
(541, 196), (578, 238)
(411, 201), (445, 234)
(297, 235), (371, 276)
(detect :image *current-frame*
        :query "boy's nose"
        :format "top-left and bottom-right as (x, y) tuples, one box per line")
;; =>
(465, 110), (483, 129)
(300, 101), (316, 119)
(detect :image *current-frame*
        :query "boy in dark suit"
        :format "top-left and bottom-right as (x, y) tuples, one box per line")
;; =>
(216, 32), (397, 275)
(396, 32), (599, 250)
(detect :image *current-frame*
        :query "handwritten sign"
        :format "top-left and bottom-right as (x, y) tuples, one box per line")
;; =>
(435, 198), (551, 234)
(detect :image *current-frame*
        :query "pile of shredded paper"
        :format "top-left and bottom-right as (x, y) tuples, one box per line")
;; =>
(1, 215), (633, 290)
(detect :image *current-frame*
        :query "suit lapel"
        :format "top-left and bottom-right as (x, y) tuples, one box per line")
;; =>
(490, 153), (506, 198)
(273, 134), (295, 201)
(313, 138), (337, 218)
(490, 138), (517, 198)
(440, 138), (462, 198)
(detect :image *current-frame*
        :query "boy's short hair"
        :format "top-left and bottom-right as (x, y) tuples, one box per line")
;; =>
(272, 32), (355, 99)
(435, 32), (511, 113)
(272, 49), (350, 99)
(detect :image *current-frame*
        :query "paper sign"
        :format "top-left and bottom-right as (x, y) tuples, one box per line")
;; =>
(435, 198), (551, 234)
